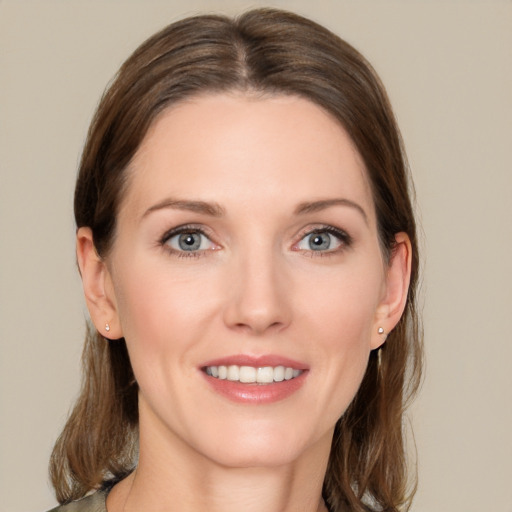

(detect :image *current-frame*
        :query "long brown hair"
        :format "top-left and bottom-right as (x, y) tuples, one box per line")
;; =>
(50, 9), (422, 511)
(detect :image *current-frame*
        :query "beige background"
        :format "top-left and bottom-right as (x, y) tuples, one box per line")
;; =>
(1, 1), (511, 511)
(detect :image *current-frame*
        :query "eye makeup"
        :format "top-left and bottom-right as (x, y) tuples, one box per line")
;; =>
(159, 224), (219, 258)
(292, 224), (353, 257)
(157, 221), (353, 260)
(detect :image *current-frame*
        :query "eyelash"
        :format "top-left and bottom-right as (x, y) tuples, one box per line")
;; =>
(160, 224), (214, 259)
(293, 226), (353, 256)
(159, 224), (352, 259)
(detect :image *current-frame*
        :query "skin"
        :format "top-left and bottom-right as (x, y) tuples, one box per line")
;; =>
(77, 93), (411, 512)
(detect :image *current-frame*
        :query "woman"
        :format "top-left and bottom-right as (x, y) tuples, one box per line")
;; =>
(49, 8), (422, 512)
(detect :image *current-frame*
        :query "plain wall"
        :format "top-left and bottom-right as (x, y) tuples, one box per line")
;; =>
(1, 1), (511, 511)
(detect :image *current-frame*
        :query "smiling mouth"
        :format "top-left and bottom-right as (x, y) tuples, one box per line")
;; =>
(204, 365), (303, 384)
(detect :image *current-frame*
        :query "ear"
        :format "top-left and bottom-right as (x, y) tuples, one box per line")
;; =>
(76, 227), (123, 339)
(371, 232), (412, 349)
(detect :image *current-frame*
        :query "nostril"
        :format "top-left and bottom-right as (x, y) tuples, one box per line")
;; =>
(231, 319), (285, 335)
(222, 266), (291, 334)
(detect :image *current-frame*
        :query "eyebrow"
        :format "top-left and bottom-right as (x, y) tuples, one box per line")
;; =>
(143, 198), (226, 218)
(294, 198), (368, 224)
(142, 197), (368, 223)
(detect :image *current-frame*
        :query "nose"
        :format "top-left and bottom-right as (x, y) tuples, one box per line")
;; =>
(223, 246), (292, 335)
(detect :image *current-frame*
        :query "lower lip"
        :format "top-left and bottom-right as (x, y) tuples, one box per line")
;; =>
(202, 371), (308, 404)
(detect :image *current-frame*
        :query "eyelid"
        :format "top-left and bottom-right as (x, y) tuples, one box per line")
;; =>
(159, 224), (220, 256)
(158, 223), (352, 257)
(160, 224), (214, 244)
(292, 224), (353, 252)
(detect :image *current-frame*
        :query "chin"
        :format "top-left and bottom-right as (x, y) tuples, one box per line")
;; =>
(191, 418), (330, 470)
(207, 443), (307, 469)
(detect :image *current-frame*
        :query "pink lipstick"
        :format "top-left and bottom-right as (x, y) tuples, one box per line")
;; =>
(200, 355), (309, 404)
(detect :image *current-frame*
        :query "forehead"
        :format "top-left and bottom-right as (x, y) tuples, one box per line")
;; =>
(121, 92), (374, 221)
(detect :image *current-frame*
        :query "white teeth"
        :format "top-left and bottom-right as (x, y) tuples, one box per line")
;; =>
(205, 364), (303, 384)
(227, 365), (239, 381)
(239, 366), (257, 383)
(273, 365), (285, 382)
(257, 366), (274, 383)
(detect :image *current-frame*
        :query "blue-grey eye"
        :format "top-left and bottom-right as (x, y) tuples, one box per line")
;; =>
(166, 231), (213, 252)
(309, 233), (331, 250)
(296, 231), (343, 252)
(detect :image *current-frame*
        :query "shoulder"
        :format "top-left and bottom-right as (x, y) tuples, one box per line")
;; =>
(46, 490), (107, 512)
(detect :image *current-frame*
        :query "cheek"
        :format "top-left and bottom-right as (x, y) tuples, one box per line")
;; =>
(300, 260), (383, 346)
(309, 288), (373, 385)
(298, 261), (383, 412)
(112, 270), (198, 415)
(112, 259), (221, 377)
(115, 256), (201, 334)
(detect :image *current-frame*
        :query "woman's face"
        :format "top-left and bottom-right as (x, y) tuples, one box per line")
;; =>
(100, 93), (399, 468)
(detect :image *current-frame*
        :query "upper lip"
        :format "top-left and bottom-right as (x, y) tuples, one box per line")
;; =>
(201, 354), (309, 370)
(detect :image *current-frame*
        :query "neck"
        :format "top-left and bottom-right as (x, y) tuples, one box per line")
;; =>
(107, 411), (332, 512)
(123, 465), (329, 512)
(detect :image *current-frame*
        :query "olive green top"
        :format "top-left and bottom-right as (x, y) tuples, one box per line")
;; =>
(47, 490), (107, 512)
